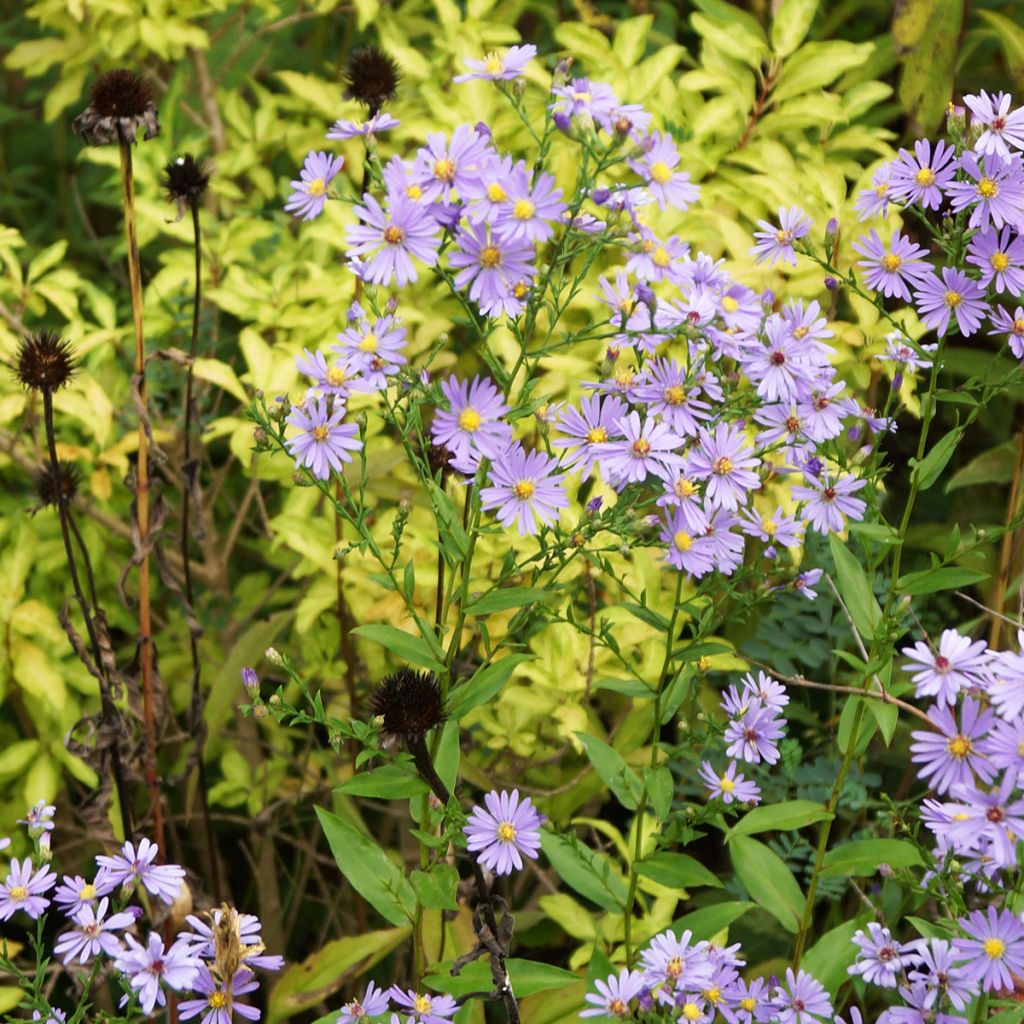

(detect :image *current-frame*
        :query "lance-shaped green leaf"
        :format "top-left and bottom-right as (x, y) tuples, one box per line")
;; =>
(540, 831), (627, 912)
(350, 624), (444, 673)
(821, 838), (924, 877)
(730, 836), (803, 933)
(726, 800), (833, 840)
(576, 732), (645, 810)
(447, 654), (533, 719)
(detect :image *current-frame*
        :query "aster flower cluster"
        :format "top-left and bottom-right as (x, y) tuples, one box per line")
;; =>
(335, 983), (458, 1024)
(582, 931), (830, 1024)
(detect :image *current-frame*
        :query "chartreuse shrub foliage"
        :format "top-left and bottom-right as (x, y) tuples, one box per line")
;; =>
(3, 2), (1024, 1024)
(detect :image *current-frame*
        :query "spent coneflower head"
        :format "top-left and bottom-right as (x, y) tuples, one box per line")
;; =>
(15, 331), (77, 393)
(162, 154), (211, 220)
(343, 46), (401, 114)
(72, 69), (160, 146)
(368, 667), (446, 749)
(32, 461), (82, 512)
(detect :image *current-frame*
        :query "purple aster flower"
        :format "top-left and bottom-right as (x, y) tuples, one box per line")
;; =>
(382, 155), (426, 204)
(463, 788), (544, 875)
(553, 394), (627, 476)
(792, 568), (823, 599)
(19, 800), (56, 833)
(431, 375), (512, 473)
(581, 968), (647, 1018)
(296, 348), (359, 399)
(701, 508), (745, 576)
(856, 163), (894, 220)
(877, 982), (966, 1024)
(626, 229), (691, 284)
(337, 981), (391, 1024)
(982, 716), (1024, 779)
(285, 151), (344, 221)
(967, 226), (1024, 292)
(630, 132), (700, 211)
(699, 761), (760, 804)
(660, 506), (714, 577)
(327, 111), (400, 140)
(640, 929), (714, 1000)
(990, 304), (1024, 360)
(0, 858), (56, 920)
(454, 43), (537, 82)
(792, 469), (866, 533)
(597, 412), (685, 488)
(389, 989), (458, 1024)
(334, 314), (407, 390)
(480, 444), (569, 536)
(948, 771), (1024, 867)
(449, 222), (536, 318)
(743, 318), (817, 403)
(492, 163), (565, 243)
(889, 139), (957, 209)
(901, 629), (990, 706)
(180, 910), (284, 972)
(798, 383), (857, 444)
(852, 229), (933, 300)
(964, 90), (1024, 164)
(750, 206), (812, 267)
(241, 667), (259, 696)
(880, 334), (938, 372)
(345, 193), (441, 287)
(908, 939), (979, 1010)
(954, 906), (1024, 992)
(722, 977), (771, 1024)
(179, 966), (261, 1024)
(724, 700), (785, 765)
(412, 124), (491, 202)
(53, 873), (104, 916)
(634, 358), (711, 436)
(910, 697), (996, 795)
(114, 933), (200, 1015)
(54, 897), (135, 964)
(551, 77), (621, 128)
(740, 507), (804, 548)
(31, 1011), (66, 1024)
(946, 152), (1024, 230)
(687, 424), (760, 512)
(94, 839), (186, 906)
(285, 396), (362, 481)
(849, 923), (921, 988)
(742, 671), (790, 710)
(768, 969), (832, 1024)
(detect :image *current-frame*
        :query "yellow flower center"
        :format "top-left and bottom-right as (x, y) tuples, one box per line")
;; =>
(513, 198), (535, 220)
(741, 998), (757, 1012)
(775, 229), (789, 243)
(587, 427), (608, 444)
(682, 1003), (702, 1021)
(497, 821), (517, 842)
(664, 385), (687, 405)
(882, 254), (902, 272)
(414, 996), (433, 1014)
(487, 183), (507, 202)
(312, 425), (329, 442)
(719, 775), (735, 792)
(1019, 740), (1024, 757)
(79, 883), (96, 900)
(574, 91), (592, 104)
(1015, 318), (1024, 336)
(697, 655), (712, 671)
(383, 225), (405, 244)
(978, 177), (998, 199)
(485, 54), (504, 75)
(307, 178), (326, 197)
(458, 408), (481, 432)
(513, 281), (529, 299)
(992, 252), (1010, 271)
(327, 366), (347, 386)
(915, 168), (935, 186)
(947, 735), (971, 758)
(952, 812), (970, 821)
(614, 369), (635, 388)
(653, 247), (671, 268)
(632, 439), (651, 457)
(8, 886), (27, 901)
(406, 184), (423, 201)
(433, 158), (456, 183)
(209, 992), (227, 1010)
(650, 161), (672, 184)
(721, 296), (739, 312)
(675, 478), (697, 498)
(984, 938), (1006, 959)
(792, 325), (809, 340)
(705, 987), (721, 1005)
(944, 290), (962, 308)
(512, 480), (535, 500)
(481, 246), (502, 268)
(713, 456), (733, 475)
(358, 333), (378, 353)
(666, 957), (683, 978)
(875, 182), (888, 197)
(674, 530), (693, 552)
(762, 518), (777, 535)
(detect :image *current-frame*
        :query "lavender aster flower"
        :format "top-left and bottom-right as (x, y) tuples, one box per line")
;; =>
(990, 305), (1024, 360)
(448, 222), (536, 318)
(296, 348), (359, 399)
(326, 111), (400, 140)
(688, 425), (760, 512)
(889, 139), (957, 209)
(848, 923), (921, 988)
(54, 897), (135, 964)
(792, 470), (866, 534)
(792, 568), (823, 599)
(964, 90), (1024, 163)
(630, 132), (700, 211)
(946, 152), (1024, 231)
(660, 506), (714, 577)
(914, 268), (989, 337)
(285, 396), (362, 481)
(412, 124), (491, 202)
(852, 229), (932, 300)
(908, 939), (979, 1010)
(597, 412), (685, 487)
(492, 164), (565, 243)
(855, 164), (893, 220)
(769, 969), (832, 1024)
(742, 671), (790, 710)
(334, 314), (407, 390)
(53, 874), (103, 916)
(285, 151), (344, 221)
(553, 394), (627, 476)
(454, 43), (537, 82)
(580, 968), (647, 1018)
(877, 982), (966, 1024)
(345, 193), (441, 287)
(337, 981), (391, 1024)
(967, 227), (1024, 292)
(698, 761), (760, 804)
(954, 906), (1024, 992)
(0, 858), (56, 920)
(431, 375), (512, 473)
(901, 629), (989, 706)
(389, 988), (458, 1024)
(750, 206), (812, 267)
(722, 977), (771, 1024)
(19, 800), (56, 832)
(910, 697), (996, 795)
(480, 444), (569, 536)
(179, 966), (261, 1024)
(114, 933), (200, 1014)
(464, 788), (544, 874)
(724, 701), (785, 765)
(880, 335), (938, 372)
(635, 358), (711, 436)
(180, 909), (284, 972)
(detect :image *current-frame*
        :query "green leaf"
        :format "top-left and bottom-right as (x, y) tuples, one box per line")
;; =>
(315, 806), (417, 926)
(466, 587), (551, 616)
(613, 15), (653, 67)
(350, 624), (444, 673)
(637, 852), (724, 890)
(622, 602), (670, 631)
(802, 915), (871, 996)
(771, 0), (818, 57)
(575, 732), (644, 810)
(727, 800), (833, 840)
(691, 12), (769, 69)
(336, 763), (428, 799)
(896, 566), (990, 595)
(425, 958), (579, 999)
(837, 696), (876, 756)
(894, 0), (964, 134)
(773, 41), (874, 102)
(670, 900), (756, 940)
(447, 654), (532, 719)
(27, 240), (67, 283)
(426, 481), (469, 563)
(539, 831), (627, 912)
(730, 837), (804, 933)
(829, 536), (880, 642)
(913, 427), (964, 491)
(644, 766), (674, 820)
(594, 677), (655, 697)
(410, 864), (459, 911)
(866, 698), (899, 745)
(945, 441), (1018, 492)
(821, 838), (924, 877)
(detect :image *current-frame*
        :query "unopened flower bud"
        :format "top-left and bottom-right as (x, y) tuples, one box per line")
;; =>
(355, 411), (368, 429)
(253, 702), (268, 718)
(253, 427), (268, 447)
(697, 655), (712, 673)
(635, 282), (656, 310)
(552, 57), (573, 88)
(241, 667), (259, 696)
(591, 186), (610, 205)
(265, 646), (284, 667)
(586, 496), (603, 515)
(824, 276), (839, 291)
(38, 832), (52, 863)
(385, 294), (399, 314)
(891, 370), (904, 392)
(512, 78), (526, 100)
(553, 111), (572, 135)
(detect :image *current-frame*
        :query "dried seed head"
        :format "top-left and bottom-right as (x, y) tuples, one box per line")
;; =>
(72, 69), (160, 145)
(162, 154), (212, 220)
(32, 461), (82, 511)
(425, 442), (455, 484)
(15, 331), (77, 393)
(368, 667), (446, 750)
(343, 46), (401, 114)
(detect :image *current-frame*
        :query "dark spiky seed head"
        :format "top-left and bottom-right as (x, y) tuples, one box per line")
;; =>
(89, 69), (154, 118)
(425, 442), (454, 483)
(368, 668), (446, 744)
(33, 461), (82, 509)
(343, 46), (401, 114)
(162, 154), (211, 207)
(15, 331), (77, 393)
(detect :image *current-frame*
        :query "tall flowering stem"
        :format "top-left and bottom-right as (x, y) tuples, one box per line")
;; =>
(119, 138), (163, 853)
